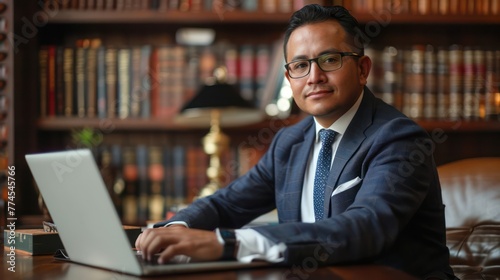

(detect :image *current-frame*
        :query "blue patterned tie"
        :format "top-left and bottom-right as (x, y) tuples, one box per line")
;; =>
(313, 129), (336, 221)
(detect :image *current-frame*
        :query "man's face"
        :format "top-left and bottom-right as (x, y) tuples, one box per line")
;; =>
(285, 20), (371, 127)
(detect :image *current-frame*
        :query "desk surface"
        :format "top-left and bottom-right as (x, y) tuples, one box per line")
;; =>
(1, 248), (418, 280)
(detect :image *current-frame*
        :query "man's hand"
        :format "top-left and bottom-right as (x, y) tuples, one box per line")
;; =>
(135, 226), (223, 264)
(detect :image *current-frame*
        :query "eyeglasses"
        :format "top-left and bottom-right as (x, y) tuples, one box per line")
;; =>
(284, 52), (362, 79)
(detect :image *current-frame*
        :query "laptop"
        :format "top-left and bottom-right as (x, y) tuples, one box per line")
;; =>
(25, 149), (269, 276)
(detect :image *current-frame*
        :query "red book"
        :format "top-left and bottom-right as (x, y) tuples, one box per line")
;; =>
(149, 47), (159, 117)
(47, 45), (57, 117)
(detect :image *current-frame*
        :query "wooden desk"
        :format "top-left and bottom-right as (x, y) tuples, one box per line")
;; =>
(1, 248), (418, 280)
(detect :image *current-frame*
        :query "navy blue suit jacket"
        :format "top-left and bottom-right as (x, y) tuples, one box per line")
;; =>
(159, 89), (454, 279)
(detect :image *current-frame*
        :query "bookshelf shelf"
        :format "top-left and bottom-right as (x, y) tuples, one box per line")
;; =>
(417, 120), (500, 132)
(354, 13), (500, 25)
(36, 117), (500, 133)
(48, 10), (293, 24)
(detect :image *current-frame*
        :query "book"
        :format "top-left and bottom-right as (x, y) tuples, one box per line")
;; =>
(75, 40), (87, 118)
(404, 45), (425, 119)
(484, 50), (498, 119)
(140, 45), (152, 119)
(39, 46), (48, 117)
(130, 46), (142, 118)
(96, 46), (107, 118)
(423, 45), (437, 119)
(136, 145), (149, 223)
(117, 48), (131, 119)
(47, 45), (57, 116)
(254, 44), (271, 107)
(448, 44), (463, 120)
(105, 48), (118, 118)
(55, 46), (65, 116)
(239, 44), (255, 104)
(3, 227), (141, 255)
(436, 47), (450, 120)
(122, 146), (138, 224)
(86, 44), (98, 118)
(172, 145), (186, 208)
(473, 49), (486, 119)
(148, 146), (166, 221)
(63, 47), (75, 117)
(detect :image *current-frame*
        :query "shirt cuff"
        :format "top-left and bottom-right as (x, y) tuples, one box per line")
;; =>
(234, 228), (286, 263)
(163, 221), (189, 228)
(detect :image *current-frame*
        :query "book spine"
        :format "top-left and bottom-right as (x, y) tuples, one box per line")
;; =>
(111, 144), (125, 217)
(136, 145), (149, 223)
(436, 47), (450, 120)
(484, 50), (497, 119)
(148, 146), (165, 221)
(172, 145), (186, 208)
(63, 47), (74, 117)
(149, 47), (159, 117)
(140, 45), (152, 119)
(239, 44), (255, 104)
(156, 46), (173, 117)
(122, 146), (138, 224)
(75, 43), (87, 118)
(381, 46), (397, 107)
(171, 46), (186, 114)
(473, 49), (486, 119)
(39, 46), (48, 118)
(424, 45), (437, 119)
(117, 48), (131, 119)
(130, 47), (142, 118)
(448, 44), (463, 120)
(55, 46), (65, 116)
(86, 46), (98, 118)
(97, 46), (107, 118)
(47, 45), (57, 117)
(405, 45), (425, 119)
(105, 48), (117, 118)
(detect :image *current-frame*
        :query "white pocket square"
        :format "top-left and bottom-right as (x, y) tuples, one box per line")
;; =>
(332, 177), (362, 197)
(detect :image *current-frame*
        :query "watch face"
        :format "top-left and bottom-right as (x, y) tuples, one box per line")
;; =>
(220, 229), (236, 241)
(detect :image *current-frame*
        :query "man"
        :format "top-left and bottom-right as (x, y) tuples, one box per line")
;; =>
(136, 4), (456, 279)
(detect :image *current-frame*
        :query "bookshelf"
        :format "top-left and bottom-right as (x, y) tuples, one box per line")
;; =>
(0, 0), (14, 231)
(11, 0), (500, 225)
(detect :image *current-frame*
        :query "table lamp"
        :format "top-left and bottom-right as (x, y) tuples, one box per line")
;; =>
(176, 67), (263, 199)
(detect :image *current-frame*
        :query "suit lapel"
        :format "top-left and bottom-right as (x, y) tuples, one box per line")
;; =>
(323, 89), (375, 216)
(282, 118), (315, 222)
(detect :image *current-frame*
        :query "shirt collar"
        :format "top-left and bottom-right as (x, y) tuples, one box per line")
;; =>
(314, 90), (364, 143)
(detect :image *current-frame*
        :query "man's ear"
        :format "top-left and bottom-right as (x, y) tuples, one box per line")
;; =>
(358, 55), (372, 86)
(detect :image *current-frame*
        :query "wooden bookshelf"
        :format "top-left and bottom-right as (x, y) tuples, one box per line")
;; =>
(12, 0), (500, 224)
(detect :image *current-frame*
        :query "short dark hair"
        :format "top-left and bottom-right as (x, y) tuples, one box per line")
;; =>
(283, 5), (365, 61)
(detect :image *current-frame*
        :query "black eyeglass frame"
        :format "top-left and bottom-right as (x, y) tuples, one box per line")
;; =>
(284, 52), (362, 79)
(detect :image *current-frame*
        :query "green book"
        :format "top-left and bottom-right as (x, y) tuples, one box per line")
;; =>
(4, 226), (141, 255)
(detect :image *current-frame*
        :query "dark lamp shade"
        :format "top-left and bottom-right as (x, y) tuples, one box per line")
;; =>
(176, 83), (264, 127)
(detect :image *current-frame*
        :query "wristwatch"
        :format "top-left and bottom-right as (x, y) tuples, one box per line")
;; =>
(218, 228), (239, 260)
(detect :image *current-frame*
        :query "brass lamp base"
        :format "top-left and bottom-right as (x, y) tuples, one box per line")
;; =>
(196, 109), (229, 199)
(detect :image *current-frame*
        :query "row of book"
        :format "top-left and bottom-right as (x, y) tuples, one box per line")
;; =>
(43, 0), (332, 13)
(45, 0), (500, 15)
(39, 39), (277, 119)
(367, 44), (500, 120)
(351, 0), (500, 15)
(93, 141), (264, 224)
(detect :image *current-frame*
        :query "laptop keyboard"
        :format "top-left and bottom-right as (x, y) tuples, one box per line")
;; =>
(135, 251), (191, 266)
